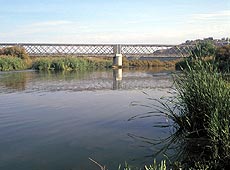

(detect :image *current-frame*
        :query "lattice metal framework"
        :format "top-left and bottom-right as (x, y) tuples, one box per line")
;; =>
(0, 43), (192, 57)
(121, 44), (191, 57)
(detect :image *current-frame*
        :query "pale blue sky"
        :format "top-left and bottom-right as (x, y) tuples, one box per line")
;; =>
(0, 0), (229, 44)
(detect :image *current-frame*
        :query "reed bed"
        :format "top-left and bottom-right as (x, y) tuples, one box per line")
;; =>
(0, 46), (32, 71)
(122, 57), (179, 68)
(32, 57), (112, 71)
(173, 61), (230, 168)
(0, 56), (28, 71)
(129, 61), (230, 169)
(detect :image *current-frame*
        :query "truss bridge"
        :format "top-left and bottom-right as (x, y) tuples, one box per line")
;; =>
(0, 43), (192, 58)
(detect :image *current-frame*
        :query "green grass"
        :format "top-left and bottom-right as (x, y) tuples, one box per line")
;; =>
(176, 44), (230, 74)
(162, 61), (230, 169)
(89, 157), (168, 170)
(122, 57), (179, 68)
(0, 56), (28, 71)
(130, 61), (230, 169)
(32, 57), (112, 71)
(174, 61), (230, 167)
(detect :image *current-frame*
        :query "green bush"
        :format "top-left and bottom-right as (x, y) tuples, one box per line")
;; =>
(215, 45), (230, 72)
(0, 56), (27, 71)
(32, 58), (52, 70)
(175, 59), (191, 70)
(176, 42), (217, 71)
(165, 61), (230, 168)
(0, 46), (30, 60)
(0, 46), (32, 69)
(124, 57), (176, 68)
(216, 45), (230, 61)
(132, 61), (230, 169)
(189, 41), (216, 59)
(32, 57), (112, 71)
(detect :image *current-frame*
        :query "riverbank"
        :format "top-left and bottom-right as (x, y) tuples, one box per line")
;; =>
(0, 56), (177, 71)
(0, 48), (180, 71)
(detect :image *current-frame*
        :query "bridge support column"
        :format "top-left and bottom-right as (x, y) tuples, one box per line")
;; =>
(113, 54), (122, 68)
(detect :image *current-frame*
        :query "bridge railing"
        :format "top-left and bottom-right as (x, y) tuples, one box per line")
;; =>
(0, 43), (192, 57)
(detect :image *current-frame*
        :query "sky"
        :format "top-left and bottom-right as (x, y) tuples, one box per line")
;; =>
(0, 0), (229, 44)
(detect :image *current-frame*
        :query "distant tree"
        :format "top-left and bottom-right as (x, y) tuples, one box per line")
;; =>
(216, 45), (230, 62)
(190, 41), (216, 59)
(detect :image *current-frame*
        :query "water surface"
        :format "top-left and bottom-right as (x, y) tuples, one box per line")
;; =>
(0, 68), (174, 170)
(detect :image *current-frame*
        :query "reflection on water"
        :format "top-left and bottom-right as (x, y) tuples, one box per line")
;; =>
(0, 71), (29, 92)
(0, 68), (174, 93)
(113, 69), (122, 90)
(0, 68), (175, 170)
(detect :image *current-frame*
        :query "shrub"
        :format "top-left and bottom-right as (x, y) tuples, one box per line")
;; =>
(176, 42), (217, 71)
(0, 46), (32, 67)
(164, 61), (230, 168)
(131, 61), (230, 169)
(216, 45), (230, 61)
(215, 45), (230, 72)
(176, 62), (230, 168)
(125, 58), (175, 68)
(0, 46), (30, 60)
(189, 41), (216, 59)
(32, 58), (52, 70)
(0, 56), (27, 71)
(32, 57), (112, 71)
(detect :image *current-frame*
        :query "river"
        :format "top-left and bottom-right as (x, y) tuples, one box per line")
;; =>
(0, 68), (175, 170)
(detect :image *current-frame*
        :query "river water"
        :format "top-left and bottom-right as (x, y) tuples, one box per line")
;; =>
(0, 68), (175, 170)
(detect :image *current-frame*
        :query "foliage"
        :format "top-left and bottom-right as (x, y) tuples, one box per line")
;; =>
(175, 42), (219, 71)
(175, 59), (191, 70)
(120, 160), (167, 170)
(216, 45), (230, 61)
(89, 157), (169, 170)
(0, 46), (30, 60)
(32, 57), (112, 71)
(176, 42), (230, 74)
(215, 45), (230, 72)
(122, 57), (178, 68)
(86, 57), (112, 68)
(0, 56), (27, 71)
(144, 160), (166, 170)
(175, 41), (216, 70)
(0, 46), (32, 68)
(189, 41), (216, 59)
(130, 61), (230, 169)
(32, 58), (52, 70)
(173, 61), (230, 167)
(167, 61), (230, 169)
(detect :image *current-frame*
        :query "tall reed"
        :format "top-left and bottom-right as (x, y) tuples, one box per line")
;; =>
(159, 61), (230, 168)
(130, 61), (230, 169)
(32, 57), (112, 71)
(174, 61), (230, 168)
(0, 56), (27, 71)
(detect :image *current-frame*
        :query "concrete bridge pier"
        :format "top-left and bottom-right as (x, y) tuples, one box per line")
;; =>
(112, 44), (122, 68)
(113, 54), (123, 68)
